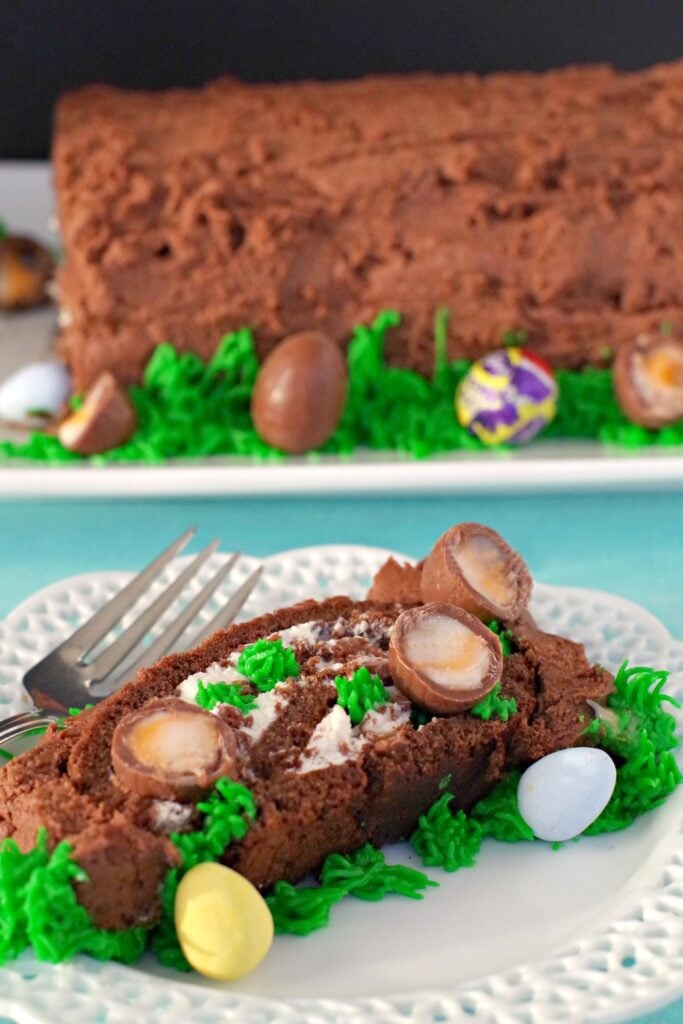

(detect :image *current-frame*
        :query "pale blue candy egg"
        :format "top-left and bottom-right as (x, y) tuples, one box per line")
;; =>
(0, 362), (72, 426)
(517, 747), (617, 842)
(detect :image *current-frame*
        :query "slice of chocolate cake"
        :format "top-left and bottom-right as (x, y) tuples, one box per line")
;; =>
(0, 593), (612, 932)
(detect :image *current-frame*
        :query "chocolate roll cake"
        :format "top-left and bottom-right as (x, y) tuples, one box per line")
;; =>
(0, 595), (612, 931)
(54, 62), (683, 391)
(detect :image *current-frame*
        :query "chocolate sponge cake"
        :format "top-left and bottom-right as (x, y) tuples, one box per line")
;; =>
(54, 62), (683, 391)
(0, 594), (612, 932)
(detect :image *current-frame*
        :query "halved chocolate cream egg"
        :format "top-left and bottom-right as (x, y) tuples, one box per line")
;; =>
(388, 603), (503, 714)
(111, 697), (238, 801)
(421, 523), (532, 621)
(613, 333), (683, 429)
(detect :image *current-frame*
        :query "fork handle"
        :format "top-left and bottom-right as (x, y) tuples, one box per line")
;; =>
(0, 711), (60, 749)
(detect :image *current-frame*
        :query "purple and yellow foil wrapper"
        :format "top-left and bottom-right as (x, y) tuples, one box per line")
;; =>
(456, 347), (558, 445)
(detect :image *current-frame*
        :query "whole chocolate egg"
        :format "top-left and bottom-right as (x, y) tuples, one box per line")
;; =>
(251, 331), (348, 453)
(456, 347), (558, 445)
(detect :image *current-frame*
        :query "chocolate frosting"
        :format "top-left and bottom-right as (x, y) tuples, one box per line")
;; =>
(54, 64), (683, 391)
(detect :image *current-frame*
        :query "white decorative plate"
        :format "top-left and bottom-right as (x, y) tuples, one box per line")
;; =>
(0, 544), (681, 1024)
(2, 162), (683, 499)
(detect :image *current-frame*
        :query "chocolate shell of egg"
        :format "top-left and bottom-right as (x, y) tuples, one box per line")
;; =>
(251, 330), (348, 453)
(421, 523), (532, 622)
(111, 697), (238, 801)
(58, 371), (138, 455)
(613, 333), (683, 429)
(388, 603), (503, 714)
(0, 236), (55, 310)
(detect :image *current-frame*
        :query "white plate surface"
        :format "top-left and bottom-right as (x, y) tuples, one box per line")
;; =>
(1, 162), (683, 497)
(0, 544), (681, 1024)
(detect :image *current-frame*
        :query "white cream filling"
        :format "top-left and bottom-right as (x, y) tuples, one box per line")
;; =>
(298, 705), (363, 774)
(297, 697), (408, 774)
(149, 800), (195, 833)
(404, 615), (490, 691)
(273, 622), (322, 647)
(176, 657), (247, 706)
(174, 622), (403, 775)
(132, 711), (218, 774)
(313, 657), (346, 676)
(360, 702), (411, 738)
(57, 306), (73, 329)
(275, 617), (392, 648)
(585, 698), (622, 733)
(632, 343), (683, 417)
(455, 534), (515, 608)
(240, 684), (289, 744)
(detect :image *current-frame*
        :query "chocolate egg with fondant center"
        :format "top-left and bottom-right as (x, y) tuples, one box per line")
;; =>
(613, 333), (683, 429)
(388, 603), (503, 714)
(0, 235), (55, 310)
(111, 697), (238, 801)
(58, 371), (138, 455)
(250, 330), (347, 453)
(421, 522), (532, 622)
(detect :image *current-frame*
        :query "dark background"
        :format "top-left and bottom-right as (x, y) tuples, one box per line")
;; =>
(3, 0), (683, 159)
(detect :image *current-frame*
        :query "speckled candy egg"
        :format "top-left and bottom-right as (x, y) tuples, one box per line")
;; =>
(175, 862), (273, 980)
(517, 747), (617, 842)
(456, 347), (558, 445)
(0, 361), (72, 426)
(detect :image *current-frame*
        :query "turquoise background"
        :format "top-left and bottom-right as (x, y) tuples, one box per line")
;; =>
(0, 489), (681, 1023)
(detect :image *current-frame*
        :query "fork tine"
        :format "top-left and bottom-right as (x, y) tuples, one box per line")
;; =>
(128, 552), (242, 673)
(56, 527), (196, 658)
(188, 565), (263, 645)
(0, 711), (62, 746)
(87, 539), (220, 684)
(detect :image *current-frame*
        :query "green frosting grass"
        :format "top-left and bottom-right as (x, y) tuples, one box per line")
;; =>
(487, 619), (516, 656)
(194, 679), (258, 714)
(411, 659), (681, 873)
(470, 771), (537, 842)
(2, 311), (681, 465)
(412, 795), (485, 871)
(266, 844), (437, 936)
(333, 666), (390, 725)
(0, 829), (146, 965)
(547, 367), (683, 448)
(583, 662), (682, 834)
(0, 777), (258, 972)
(470, 683), (518, 722)
(236, 638), (301, 692)
(153, 777), (258, 970)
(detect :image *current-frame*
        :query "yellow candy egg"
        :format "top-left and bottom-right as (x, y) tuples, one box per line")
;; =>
(174, 862), (274, 980)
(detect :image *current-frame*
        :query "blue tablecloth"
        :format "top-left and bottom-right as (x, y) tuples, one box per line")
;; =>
(0, 489), (681, 1024)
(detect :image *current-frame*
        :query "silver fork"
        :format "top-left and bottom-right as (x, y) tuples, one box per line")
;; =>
(0, 528), (263, 746)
